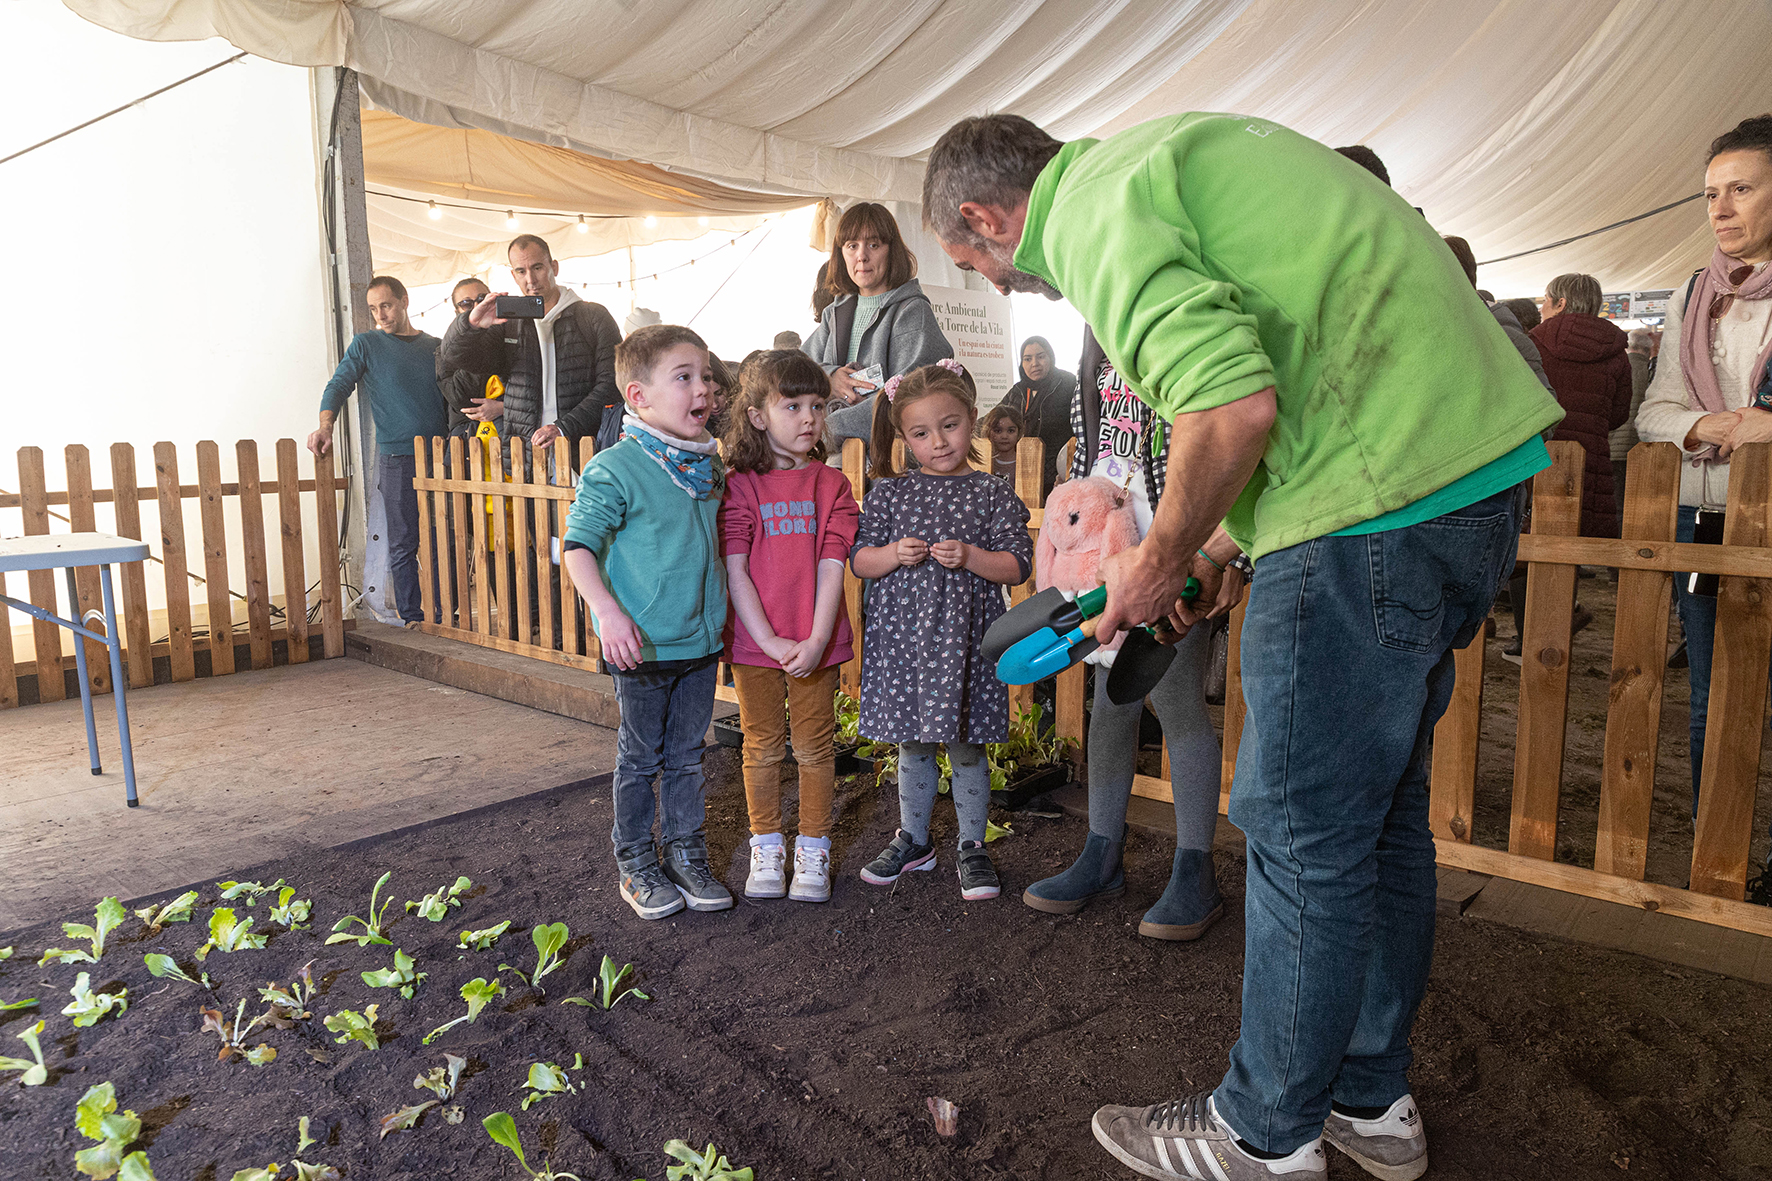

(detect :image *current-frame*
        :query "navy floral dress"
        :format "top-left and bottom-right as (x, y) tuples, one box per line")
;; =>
(852, 470), (1033, 743)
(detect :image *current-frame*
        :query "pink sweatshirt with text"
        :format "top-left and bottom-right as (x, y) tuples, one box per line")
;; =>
(720, 463), (860, 668)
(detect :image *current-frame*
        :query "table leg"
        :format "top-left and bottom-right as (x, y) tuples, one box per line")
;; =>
(100, 566), (139, 807)
(65, 566), (101, 775)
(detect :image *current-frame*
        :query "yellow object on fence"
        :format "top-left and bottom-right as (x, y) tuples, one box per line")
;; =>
(475, 375), (515, 550)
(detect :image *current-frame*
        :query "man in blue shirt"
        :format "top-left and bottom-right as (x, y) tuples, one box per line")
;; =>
(308, 275), (448, 625)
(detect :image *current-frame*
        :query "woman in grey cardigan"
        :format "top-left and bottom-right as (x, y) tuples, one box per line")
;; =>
(806, 202), (954, 451)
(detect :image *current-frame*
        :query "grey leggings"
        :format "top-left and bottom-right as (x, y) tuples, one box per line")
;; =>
(898, 740), (991, 847)
(1087, 622), (1222, 852)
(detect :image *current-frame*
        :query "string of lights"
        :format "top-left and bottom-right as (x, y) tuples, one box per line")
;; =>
(369, 187), (739, 234)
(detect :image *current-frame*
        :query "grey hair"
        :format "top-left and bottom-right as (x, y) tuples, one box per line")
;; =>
(1545, 273), (1603, 317)
(922, 114), (1064, 246)
(1627, 328), (1654, 351)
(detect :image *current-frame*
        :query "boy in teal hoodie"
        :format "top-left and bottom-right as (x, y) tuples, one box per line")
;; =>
(561, 325), (731, 921)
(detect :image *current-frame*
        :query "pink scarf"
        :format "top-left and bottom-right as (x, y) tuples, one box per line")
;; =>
(1681, 247), (1772, 462)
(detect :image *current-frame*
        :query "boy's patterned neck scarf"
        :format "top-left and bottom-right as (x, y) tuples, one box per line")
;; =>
(623, 415), (723, 499)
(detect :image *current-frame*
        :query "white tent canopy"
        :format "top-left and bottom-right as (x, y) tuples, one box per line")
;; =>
(67, 0), (1772, 295)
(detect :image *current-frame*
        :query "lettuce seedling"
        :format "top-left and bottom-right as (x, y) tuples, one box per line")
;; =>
(217, 879), (283, 905)
(0, 1018), (49, 1085)
(258, 961), (317, 1020)
(414, 1052), (467, 1099)
(200, 1000), (280, 1065)
(326, 871), (396, 947)
(0, 946), (11, 959)
(118, 1153), (157, 1181)
(361, 948), (426, 999)
(662, 1141), (755, 1181)
(322, 1005), (380, 1050)
(378, 1100), (437, 1139)
(407, 876), (472, 922)
(482, 1111), (584, 1181)
(594, 956), (649, 1009)
(457, 920), (510, 951)
(75, 1082), (143, 1179)
(297, 1116), (315, 1155)
(196, 908), (269, 959)
(40, 897), (126, 966)
(0, 995), (37, 1011)
(520, 1053), (583, 1110)
(134, 891), (198, 934)
(501, 922), (568, 991)
(227, 1166), (338, 1181)
(268, 888), (312, 931)
(63, 973), (128, 1027)
(144, 954), (210, 989)
(422, 976), (504, 1044)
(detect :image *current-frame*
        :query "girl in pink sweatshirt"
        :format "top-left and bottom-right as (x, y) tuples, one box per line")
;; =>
(720, 350), (861, 903)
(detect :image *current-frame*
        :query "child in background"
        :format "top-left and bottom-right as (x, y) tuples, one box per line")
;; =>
(850, 360), (1033, 899)
(721, 351), (861, 903)
(981, 403), (1025, 481)
(561, 324), (733, 921)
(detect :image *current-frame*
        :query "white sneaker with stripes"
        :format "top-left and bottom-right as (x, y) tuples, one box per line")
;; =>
(1091, 1093), (1326, 1180)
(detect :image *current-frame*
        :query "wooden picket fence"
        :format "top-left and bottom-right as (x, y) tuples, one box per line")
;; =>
(0, 441), (346, 707)
(408, 432), (1088, 736)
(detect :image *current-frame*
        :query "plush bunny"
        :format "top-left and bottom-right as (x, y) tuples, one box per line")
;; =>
(1036, 476), (1141, 593)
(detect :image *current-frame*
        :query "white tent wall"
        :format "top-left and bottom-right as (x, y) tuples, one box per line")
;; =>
(1, 2), (335, 654)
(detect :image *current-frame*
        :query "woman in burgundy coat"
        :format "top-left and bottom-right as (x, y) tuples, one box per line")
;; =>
(1530, 273), (1634, 537)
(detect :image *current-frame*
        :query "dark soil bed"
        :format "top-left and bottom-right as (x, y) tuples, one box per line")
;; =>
(2, 746), (1770, 1181)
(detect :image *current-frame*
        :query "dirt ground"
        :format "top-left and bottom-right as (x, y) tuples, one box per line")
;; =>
(1475, 573), (1772, 884)
(2, 736), (1770, 1181)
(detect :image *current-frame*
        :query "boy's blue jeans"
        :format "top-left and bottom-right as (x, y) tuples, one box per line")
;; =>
(609, 659), (717, 865)
(1214, 485), (1523, 1154)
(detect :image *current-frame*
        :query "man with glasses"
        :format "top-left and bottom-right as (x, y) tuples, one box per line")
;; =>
(439, 277), (497, 440)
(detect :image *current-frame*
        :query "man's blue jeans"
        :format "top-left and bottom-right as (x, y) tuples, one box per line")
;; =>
(1672, 504), (1772, 840)
(609, 659), (717, 864)
(1214, 486), (1523, 1154)
(377, 452), (439, 624)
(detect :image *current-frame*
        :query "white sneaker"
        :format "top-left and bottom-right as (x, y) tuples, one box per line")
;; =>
(789, 842), (832, 903)
(745, 838), (788, 899)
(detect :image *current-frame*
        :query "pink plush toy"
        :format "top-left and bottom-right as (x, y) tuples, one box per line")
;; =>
(1035, 477), (1142, 653)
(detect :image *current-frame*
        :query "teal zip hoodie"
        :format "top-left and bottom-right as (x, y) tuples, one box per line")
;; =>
(561, 436), (726, 663)
(1014, 113), (1564, 558)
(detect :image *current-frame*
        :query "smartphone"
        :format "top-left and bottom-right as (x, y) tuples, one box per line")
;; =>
(1688, 507), (1725, 597)
(852, 363), (884, 395)
(495, 295), (545, 319)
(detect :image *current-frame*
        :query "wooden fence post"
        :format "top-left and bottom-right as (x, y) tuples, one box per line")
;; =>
(1220, 599), (1246, 812)
(315, 449), (344, 657)
(415, 438), (437, 634)
(64, 445), (111, 694)
(528, 439), (551, 651)
(275, 440), (310, 664)
(153, 442), (197, 683)
(840, 438), (866, 700)
(195, 441), (237, 675)
(510, 438), (533, 647)
(1691, 443), (1772, 899)
(235, 441), (275, 670)
(1009, 438), (1044, 718)
(1594, 442), (1680, 877)
(1428, 637), (1484, 844)
(110, 443), (154, 688)
(1508, 441), (1583, 860)
(18, 448), (65, 702)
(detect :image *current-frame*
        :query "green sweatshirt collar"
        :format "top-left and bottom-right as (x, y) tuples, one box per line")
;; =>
(1014, 139), (1098, 286)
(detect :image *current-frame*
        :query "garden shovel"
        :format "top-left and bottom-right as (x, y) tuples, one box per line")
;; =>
(994, 579), (1200, 687)
(982, 584), (1107, 666)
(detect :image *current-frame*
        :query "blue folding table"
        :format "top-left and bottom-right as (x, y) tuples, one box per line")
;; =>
(0, 532), (150, 806)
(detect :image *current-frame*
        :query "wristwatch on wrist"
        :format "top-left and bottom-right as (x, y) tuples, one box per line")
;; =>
(1228, 553), (1254, 579)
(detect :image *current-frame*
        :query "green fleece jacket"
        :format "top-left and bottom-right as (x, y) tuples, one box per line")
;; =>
(1014, 113), (1564, 558)
(561, 438), (726, 663)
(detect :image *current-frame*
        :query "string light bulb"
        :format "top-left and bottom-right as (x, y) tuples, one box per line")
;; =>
(697, 215), (709, 227)
(505, 210), (519, 229)
(576, 215), (588, 234)
(644, 214), (658, 228)
(427, 200), (442, 220)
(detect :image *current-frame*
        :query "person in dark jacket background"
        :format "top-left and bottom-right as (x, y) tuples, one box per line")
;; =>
(441, 235), (622, 455)
(438, 277), (495, 439)
(1531, 272), (1633, 537)
(1003, 335), (1077, 495)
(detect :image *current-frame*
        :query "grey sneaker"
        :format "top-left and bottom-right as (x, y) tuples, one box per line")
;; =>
(745, 838), (788, 899)
(619, 857), (685, 921)
(1322, 1094), (1427, 1181)
(661, 838), (734, 912)
(1091, 1093), (1326, 1179)
(859, 830), (936, 885)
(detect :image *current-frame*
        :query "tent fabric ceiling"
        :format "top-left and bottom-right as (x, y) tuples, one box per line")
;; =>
(67, 0), (1772, 295)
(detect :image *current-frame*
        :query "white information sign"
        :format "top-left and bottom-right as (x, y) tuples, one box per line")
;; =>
(921, 283), (1017, 410)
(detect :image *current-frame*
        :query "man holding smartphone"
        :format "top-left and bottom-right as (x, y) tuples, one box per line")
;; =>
(308, 274), (448, 626)
(439, 234), (622, 456)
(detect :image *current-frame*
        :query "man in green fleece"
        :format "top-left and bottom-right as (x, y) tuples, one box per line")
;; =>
(308, 275), (448, 625)
(925, 114), (1562, 1181)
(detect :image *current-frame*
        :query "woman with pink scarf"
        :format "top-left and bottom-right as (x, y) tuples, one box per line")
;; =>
(1636, 113), (1772, 900)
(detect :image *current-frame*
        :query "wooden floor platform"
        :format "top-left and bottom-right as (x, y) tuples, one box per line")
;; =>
(0, 655), (619, 934)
